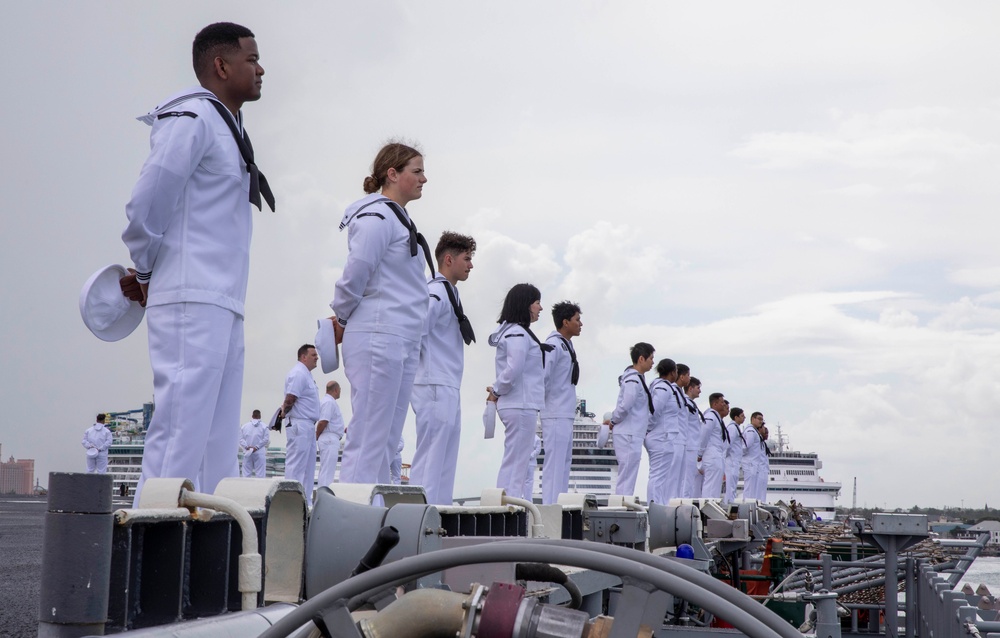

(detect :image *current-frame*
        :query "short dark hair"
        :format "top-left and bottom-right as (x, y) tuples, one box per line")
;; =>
(751, 411), (763, 420)
(297, 344), (316, 359)
(730, 407), (744, 419)
(630, 342), (655, 364)
(551, 301), (581, 330)
(435, 231), (476, 263)
(655, 358), (676, 377)
(252, 409), (261, 418)
(709, 392), (725, 406)
(676, 363), (690, 376)
(96, 413), (105, 423)
(192, 22), (255, 79)
(497, 283), (541, 326)
(688, 377), (701, 389)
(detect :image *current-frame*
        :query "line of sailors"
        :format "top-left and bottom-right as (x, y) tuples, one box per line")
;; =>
(604, 343), (771, 504)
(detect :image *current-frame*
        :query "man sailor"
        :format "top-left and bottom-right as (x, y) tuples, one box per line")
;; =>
(681, 375), (705, 497)
(758, 424), (772, 502)
(409, 232), (476, 505)
(698, 393), (730, 499)
(540, 301), (583, 504)
(281, 345), (320, 503)
(82, 414), (113, 474)
(644, 358), (682, 505)
(604, 342), (655, 497)
(239, 409), (269, 478)
(316, 381), (345, 487)
(119, 22), (274, 503)
(724, 407), (748, 501)
(664, 364), (691, 501)
(742, 412), (767, 501)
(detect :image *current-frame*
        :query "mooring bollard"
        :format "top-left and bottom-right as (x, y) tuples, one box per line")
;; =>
(38, 472), (114, 637)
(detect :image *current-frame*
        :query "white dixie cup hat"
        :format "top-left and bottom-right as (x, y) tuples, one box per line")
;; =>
(79, 264), (145, 342)
(314, 317), (340, 374)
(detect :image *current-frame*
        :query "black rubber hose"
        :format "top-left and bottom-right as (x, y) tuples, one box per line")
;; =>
(351, 526), (400, 577)
(515, 562), (583, 610)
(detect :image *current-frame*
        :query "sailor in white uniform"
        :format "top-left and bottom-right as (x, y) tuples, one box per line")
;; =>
(281, 345), (320, 503)
(540, 302), (583, 505)
(409, 232), (477, 505)
(604, 342), (655, 497)
(487, 283), (548, 500)
(239, 410), (269, 478)
(742, 412), (767, 501)
(698, 393), (730, 499)
(82, 414), (113, 474)
(119, 23), (274, 504)
(664, 364), (692, 501)
(681, 377), (706, 498)
(644, 359), (682, 505)
(757, 424), (771, 502)
(316, 381), (346, 487)
(332, 143), (430, 486)
(724, 407), (748, 501)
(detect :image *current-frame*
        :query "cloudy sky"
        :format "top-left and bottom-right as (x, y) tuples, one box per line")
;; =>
(3, 2), (999, 510)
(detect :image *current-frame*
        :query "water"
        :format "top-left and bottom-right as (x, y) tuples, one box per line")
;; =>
(959, 556), (1000, 593)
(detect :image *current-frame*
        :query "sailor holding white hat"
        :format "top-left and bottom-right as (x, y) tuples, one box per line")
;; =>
(82, 414), (113, 474)
(604, 342), (655, 497)
(239, 409), (269, 478)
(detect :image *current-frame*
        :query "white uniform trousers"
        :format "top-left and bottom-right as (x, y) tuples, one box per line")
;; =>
(242, 449), (266, 478)
(496, 407), (537, 499)
(724, 461), (740, 502)
(643, 427), (671, 505)
(134, 303), (243, 504)
(285, 418), (317, 504)
(700, 454), (725, 499)
(741, 466), (758, 500)
(681, 448), (700, 498)
(540, 417), (573, 505)
(752, 466), (769, 502)
(340, 332), (420, 484)
(87, 452), (109, 474)
(661, 434), (686, 503)
(409, 384), (461, 506)
(613, 432), (643, 497)
(317, 434), (342, 487)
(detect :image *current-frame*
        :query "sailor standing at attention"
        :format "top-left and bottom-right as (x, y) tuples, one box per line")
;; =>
(698, 393), (730, 499)
(239, 409), (269, 478)
(331, 143), (431, 485)
(604, 342), (655, 497)
(681, 376), (705, 497)
(644, 358), (681, 505)
(409, 232), (477, 506)
(664, 364), (691, 501)
(724, 407), (748, 501)
(316, 381), (346, 487)
(487, 283), (549, 500)
(540, 301), (583, 504)
(741, 412), (766, 501)
(758, 424), (772, 503)
(82, 414), (113, 474)
(119, 22), (275, 503)
(281, 345), (320, 503)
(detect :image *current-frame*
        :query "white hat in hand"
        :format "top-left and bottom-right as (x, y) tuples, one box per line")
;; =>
(79, 264), (145, 342)
(315, 317), (340, 374)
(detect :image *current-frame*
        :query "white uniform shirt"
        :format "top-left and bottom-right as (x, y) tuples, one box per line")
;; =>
(332, 194), (428, 342)
(415, 275), (465, 388)
(725, 421), (747, 468)
(318, 394), (346, 442)
(240, 419), (270, 452)
(122, 88), (252, 316)
(648, 378), (682, 435)
(285, 362), (320, 421)
(490, 322), (545, 410)
(82, 424), (112, 451)
(683, 395), (705, 450)
(609, 367), (653, 437)
(742, 427), (766, 472)
(698, 409), (729, 461)
(541, 331), (577, 419)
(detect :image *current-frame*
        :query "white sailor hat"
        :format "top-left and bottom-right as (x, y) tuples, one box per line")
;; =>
(79, 264), (145, 342)
(314, 317), (340, 374)
(597, 412), (613, 448)
(86, 447), (99, 458)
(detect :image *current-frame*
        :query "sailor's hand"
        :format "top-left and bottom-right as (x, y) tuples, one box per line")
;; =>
(120, 268), (148, 307)
(330, 315), (345, 345)
(486, 387), (498, 403)
(603, 419), (614, 430)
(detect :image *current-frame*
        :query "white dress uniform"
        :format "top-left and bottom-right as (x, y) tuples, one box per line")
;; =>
(333, 194), (428, 486)
(608, 367), (653, 497)
(410, 275), (467, 505)
(239, 418), (270, 478)
(698, 408), (728, 498)
(316, 394), (345, 487)
(662, 383), (688, 502)
(756, 434), (771, 502)
(644, 378), (682, 505)
(540, 331), (578, 505)
(724, 420), (748, 501)
(741, 427), (766, 501)
(284, 361), (320, 503)
(82, 423), (113, 474)
(681, 395), (706, 498)
(123, 88), (257, 503)
(490, 321), (546, 500)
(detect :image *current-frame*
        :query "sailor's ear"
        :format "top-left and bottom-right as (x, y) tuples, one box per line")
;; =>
(212, 56), (228, 80)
